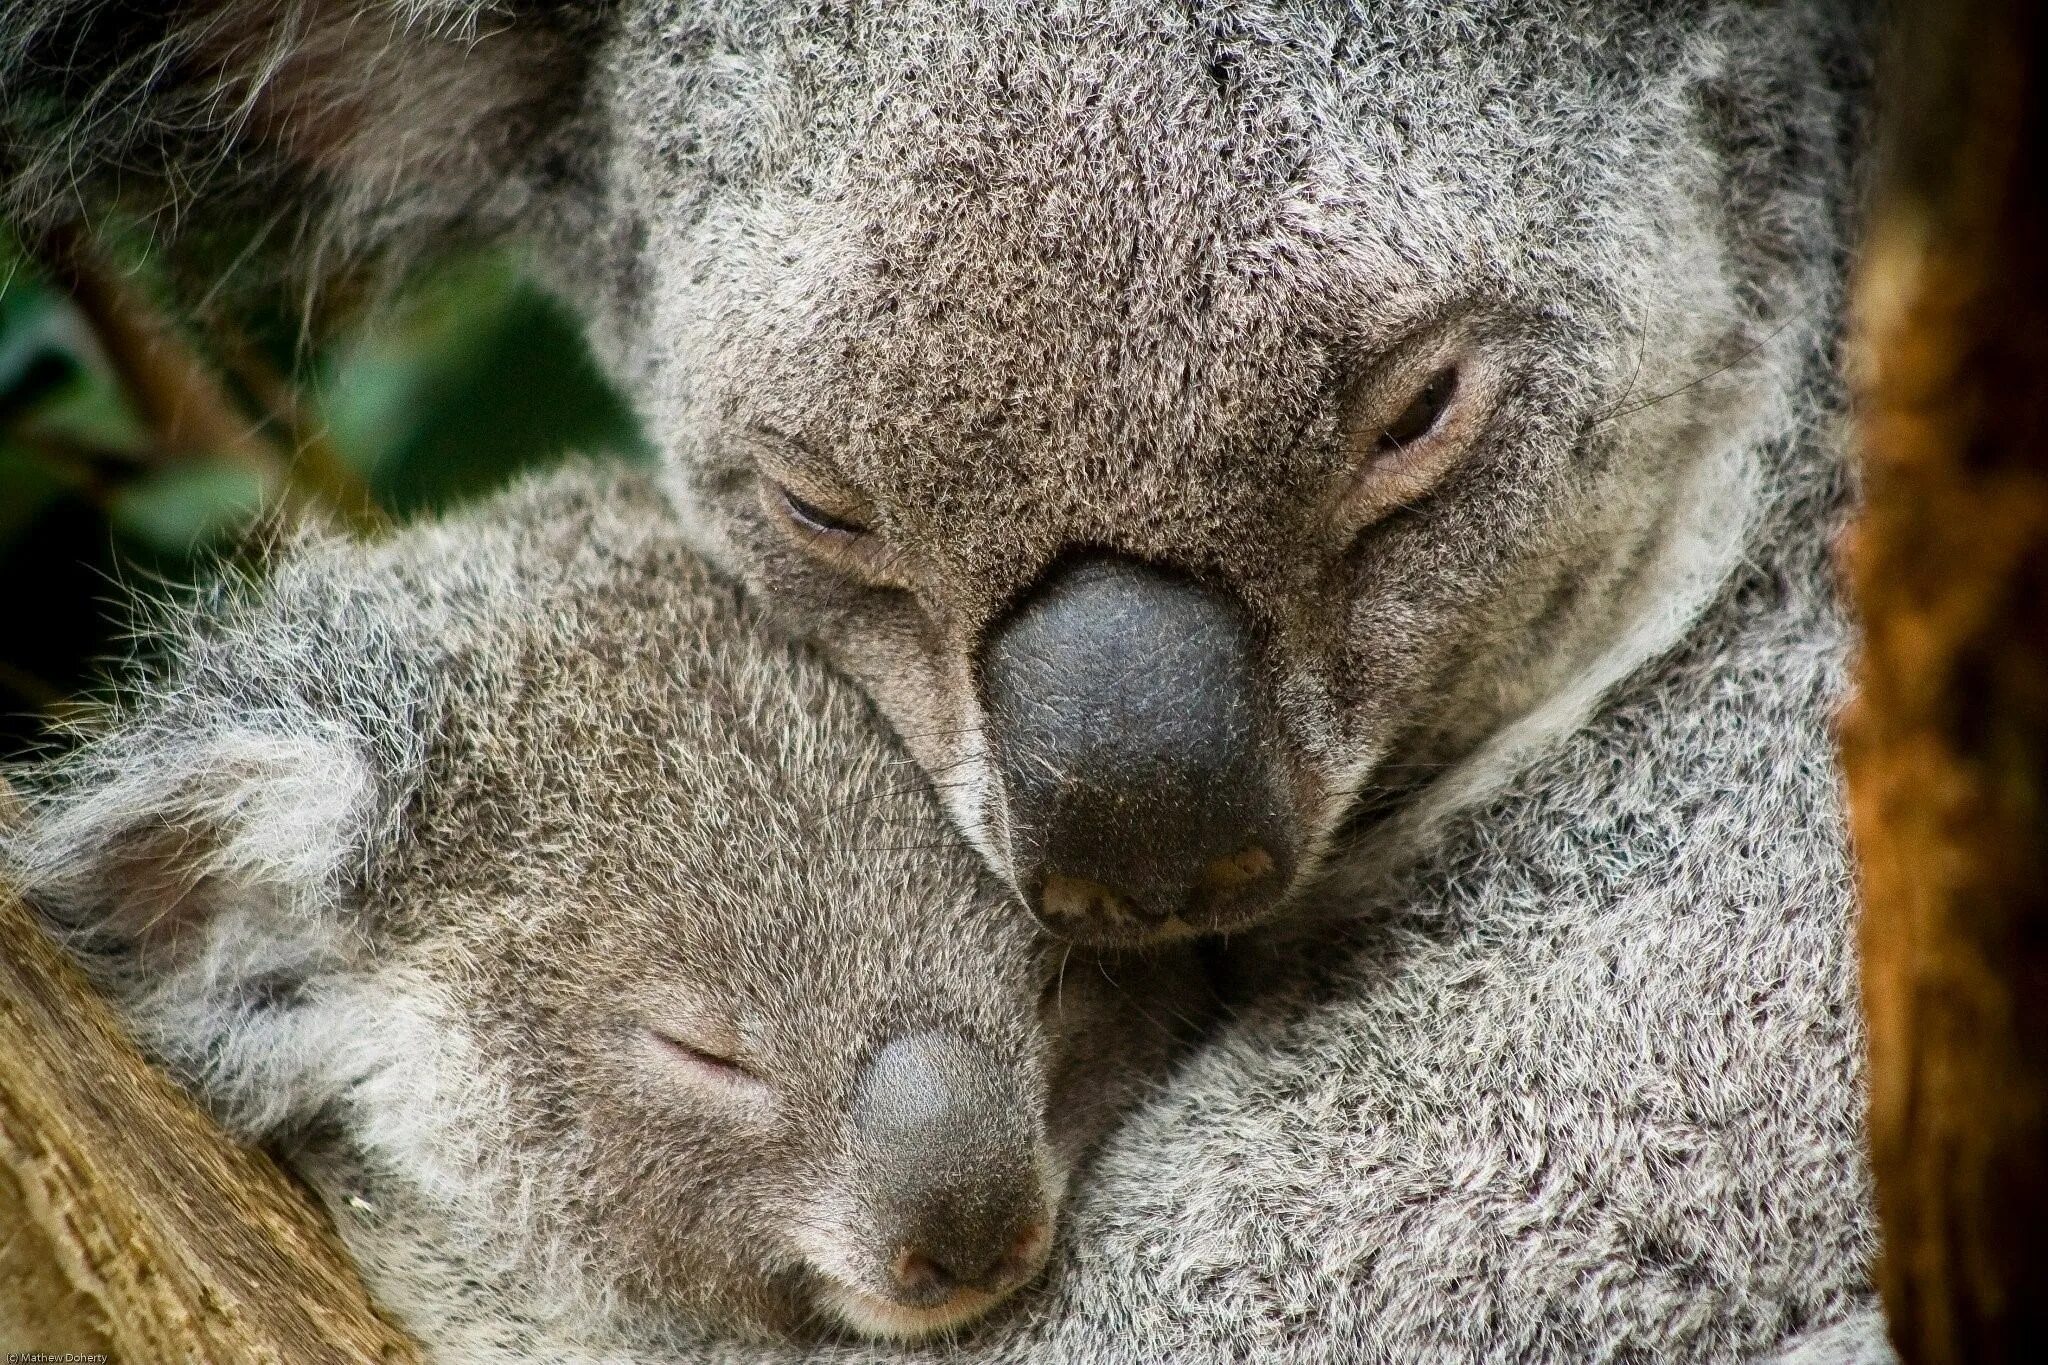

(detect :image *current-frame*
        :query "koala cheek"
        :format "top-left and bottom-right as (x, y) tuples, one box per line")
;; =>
(1269, 667), (1365, 831)
(823, 636), (1014, 864)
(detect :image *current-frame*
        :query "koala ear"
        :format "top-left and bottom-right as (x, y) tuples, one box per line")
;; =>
(8, 722), (380, 965)
(4, 0), (589, 255)
(203, 1), (584, 209)
(6, 717), (408, 1141)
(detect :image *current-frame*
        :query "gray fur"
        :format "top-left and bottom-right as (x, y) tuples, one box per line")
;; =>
(606, 15), (1881, 1354)
(1, 0), (595, 286)
(684, 297), (1884, 1363)
(592, 11), (1883, 1356)
(4, 2), (1887, 1359)
(14, 0), (1870, 925)
(10, 453), (1892, 1361)
(6, 464), (1201, 1352)
(595, 1), (1872, 917)
(7, 7), (1872, 899)
(1764, 1311), (1896, 1365)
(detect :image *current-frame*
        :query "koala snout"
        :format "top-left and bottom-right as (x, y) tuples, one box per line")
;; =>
(846, 1031), (1054, 1316)
(980, 555), (1297, 942)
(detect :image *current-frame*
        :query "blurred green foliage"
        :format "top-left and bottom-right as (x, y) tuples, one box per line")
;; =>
(0, 226), (648, 756)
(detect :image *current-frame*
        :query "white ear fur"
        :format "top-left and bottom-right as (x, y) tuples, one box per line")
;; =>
(13, 724), (374, 947)
(7, 722), (382, 1135)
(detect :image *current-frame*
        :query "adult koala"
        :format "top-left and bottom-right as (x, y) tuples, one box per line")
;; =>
(5, 0), (1886, 1359)
(6, 0), (1867, 941)
(614, 2), (1873, 949)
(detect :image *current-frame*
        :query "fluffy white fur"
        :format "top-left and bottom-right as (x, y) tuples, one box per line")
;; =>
(3, 1), (1887, 1359)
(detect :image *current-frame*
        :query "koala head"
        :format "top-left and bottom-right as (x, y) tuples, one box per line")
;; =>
(607, 2), (1846, 944)
(5, 3), (1853, 950)
(373, 639), (1161, 1345)
(6, 475), (1197, 1344)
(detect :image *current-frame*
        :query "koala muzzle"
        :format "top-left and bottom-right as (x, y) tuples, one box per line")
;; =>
(980, 555), (1296, 941)
(850, 1031), (1051, 1309)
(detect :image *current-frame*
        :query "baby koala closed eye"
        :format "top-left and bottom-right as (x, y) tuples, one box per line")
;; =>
(4, 465), (1201, 1354)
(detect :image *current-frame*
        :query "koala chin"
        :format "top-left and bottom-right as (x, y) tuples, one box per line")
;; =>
(5, 465), (1203, 1351)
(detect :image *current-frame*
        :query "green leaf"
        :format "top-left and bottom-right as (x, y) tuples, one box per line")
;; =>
(1, 259), (147, 454)
(0, 442), (69, 545)
(108, 459), (269, 555)
(319, 255), (648, 517)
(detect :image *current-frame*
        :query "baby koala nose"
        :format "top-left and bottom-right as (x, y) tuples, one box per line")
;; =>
(852, 1030), (1053, 1309)
(980, 555), (1298, 942)
(889, 1217), (1051, 1302)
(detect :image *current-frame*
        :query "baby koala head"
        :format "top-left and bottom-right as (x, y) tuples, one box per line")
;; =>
(408, 638), (1081, 1344)
(5, 469), (1190, 1346)
(401, 602), (1128, 1343)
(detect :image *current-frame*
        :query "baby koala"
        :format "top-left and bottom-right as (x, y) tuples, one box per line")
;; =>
(5, 465), (1198, 1354)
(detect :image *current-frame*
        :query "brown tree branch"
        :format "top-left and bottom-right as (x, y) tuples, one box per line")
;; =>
(27, 223), (386, 534)
(0, 864), (420, 1362)
(31, 223), (279, 469)
(1842, 0), (2048, 1360)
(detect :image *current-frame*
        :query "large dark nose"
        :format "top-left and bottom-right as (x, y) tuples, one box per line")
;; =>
(851, 1032), (1052, 1305)
(979, 556), (1296, 941)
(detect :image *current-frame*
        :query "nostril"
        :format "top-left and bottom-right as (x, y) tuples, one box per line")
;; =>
(891, 1247), (952, 1300)
(889, 1216), (1049, 1304)
(1000, 1219), (1051, 1281)
(1036, 846), (1284, 930)
(1039, 874), (1139, 924)
(1202, 843), (1275, 893)
(1189, 839), (1291, 926)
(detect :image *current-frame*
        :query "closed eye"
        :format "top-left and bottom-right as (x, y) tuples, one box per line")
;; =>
(645, 1025), (772, 1094)
(758, 472), (912, 589)
(778, 483), (870, 538)
(1339, 349), (1494, 531)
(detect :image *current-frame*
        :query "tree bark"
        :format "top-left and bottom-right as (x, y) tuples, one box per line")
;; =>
(0, 877), (421, 1363)
(1842, 0), (2048, 1361)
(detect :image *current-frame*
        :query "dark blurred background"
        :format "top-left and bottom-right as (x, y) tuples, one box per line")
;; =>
(0, 221), (647, 757)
